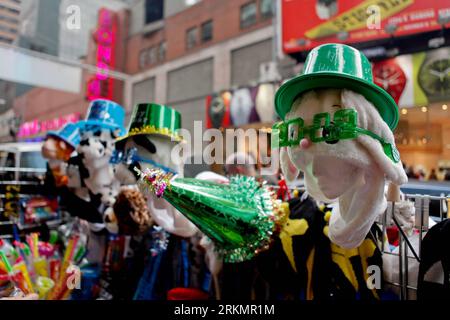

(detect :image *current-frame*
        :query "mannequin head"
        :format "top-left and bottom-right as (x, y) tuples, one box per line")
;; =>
(280, 88), (407, 199)
(42, 136), (75, 162)
(282, 89), (364, 200)
(123, 134), (183, 177)
(77, 126), (118, 169)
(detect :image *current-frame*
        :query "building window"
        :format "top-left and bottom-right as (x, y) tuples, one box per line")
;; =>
(260, 0), (273, 19)
(139, 45), (161, 69)
(158, 41), (166, 61)
(0, 35), (13, 44)
(145, 0), (164, 25)
(186, 27), (198, 49)
(6, 7), (19, 14)
(139, 49), (148, 69)
(240, 2), (257, 29)
(201, 20), (213, 43)
(148, 46), (157, 65)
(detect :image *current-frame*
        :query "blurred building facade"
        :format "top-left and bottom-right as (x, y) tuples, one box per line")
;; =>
(10, 0), (280, 140)
(0, 0), (20, 45)
(19, 0), (61, 56)
(125, 0), (278, 134)
(58, 0), (129, 60)
(6, 0), (130, 142)
(0, 0), (21, 140)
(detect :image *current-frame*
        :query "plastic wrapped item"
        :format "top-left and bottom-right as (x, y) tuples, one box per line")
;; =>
(36, 277), (54, 299)
(70, 265), (101, 300)
(19, 196), (60, 226)
(0, 275), (24, 298)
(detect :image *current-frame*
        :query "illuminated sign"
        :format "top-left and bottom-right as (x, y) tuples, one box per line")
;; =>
(86, 8), (118, 101)
(17, 113), (80, 138)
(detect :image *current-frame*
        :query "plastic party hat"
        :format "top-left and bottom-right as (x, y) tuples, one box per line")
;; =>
(135, 168), (287, 263)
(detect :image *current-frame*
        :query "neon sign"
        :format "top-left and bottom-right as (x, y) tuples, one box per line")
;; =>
(17, 113), (80, 138)
(86, 8), (117, 101)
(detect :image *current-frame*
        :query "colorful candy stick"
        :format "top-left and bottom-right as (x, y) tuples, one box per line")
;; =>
(0, 251), (32, 295)
(33, 257), (48, 278)
(49, 257), (61, 282)
(12, 260), (35, 294)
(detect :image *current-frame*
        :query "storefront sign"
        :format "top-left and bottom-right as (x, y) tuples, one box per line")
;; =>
(282, 0), (450, 53)
(17, 113), (80, 138)
(86, 8), (118, 101)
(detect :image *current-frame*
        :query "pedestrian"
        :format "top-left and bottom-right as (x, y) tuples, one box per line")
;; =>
(428, 168), (438, 180)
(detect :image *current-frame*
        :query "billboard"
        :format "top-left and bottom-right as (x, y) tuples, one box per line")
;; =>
(372, 46), (450, 107)
(282, 0), (450, 54)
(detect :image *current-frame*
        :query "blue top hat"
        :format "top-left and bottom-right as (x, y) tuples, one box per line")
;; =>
(78, 99), (126, 136)
(46, 123), (81, 149)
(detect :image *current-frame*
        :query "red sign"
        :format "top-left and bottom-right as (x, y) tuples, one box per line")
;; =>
(86, 8), (118, 101)
(18, 113), (80, 138)
(372, 58), (407, 104)
(282, 0), (450, 54)
(206, 92), (231, 129)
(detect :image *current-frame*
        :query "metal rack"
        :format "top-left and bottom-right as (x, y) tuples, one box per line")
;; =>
(0, 166), (448, 299)
(380, 193), (449, 300)
(0, 167), (66, 238)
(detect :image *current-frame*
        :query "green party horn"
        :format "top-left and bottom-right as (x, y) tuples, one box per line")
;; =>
(135, 168), (287, 263)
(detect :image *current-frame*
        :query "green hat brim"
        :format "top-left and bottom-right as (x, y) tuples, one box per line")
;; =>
(275, 72), (399, 130)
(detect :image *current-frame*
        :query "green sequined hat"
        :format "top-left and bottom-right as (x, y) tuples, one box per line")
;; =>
(275, 43), (399, 130)
(118, 103), (182, 142)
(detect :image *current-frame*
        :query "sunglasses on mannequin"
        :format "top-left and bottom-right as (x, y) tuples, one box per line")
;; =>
(272, 109), (400, 163)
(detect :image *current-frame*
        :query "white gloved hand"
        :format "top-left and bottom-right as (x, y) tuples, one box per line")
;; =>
(146, 194), (198, 238)
(199, 235), (223, 276)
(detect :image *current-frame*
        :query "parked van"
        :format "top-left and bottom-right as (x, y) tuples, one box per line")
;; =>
(0, 142), (47, 182)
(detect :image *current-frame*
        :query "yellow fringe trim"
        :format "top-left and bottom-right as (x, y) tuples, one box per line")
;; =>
(120, 125), (182, 142)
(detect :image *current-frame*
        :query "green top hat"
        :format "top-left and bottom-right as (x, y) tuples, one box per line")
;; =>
(119, 103), (182, 142)
(275, 43), (399, 130)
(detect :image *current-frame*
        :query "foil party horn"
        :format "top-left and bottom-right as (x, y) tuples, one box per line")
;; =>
(135, 168), (288, 262)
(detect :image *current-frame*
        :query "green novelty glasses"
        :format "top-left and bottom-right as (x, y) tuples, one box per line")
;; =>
(272, 109), (400, 163)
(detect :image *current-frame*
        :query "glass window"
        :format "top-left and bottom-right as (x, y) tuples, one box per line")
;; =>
(201, 20), (213, 43)
(148, 46), (157, 65)
(139, 49), (148, 68)
(260, 0), (273, 19)
(145, 0), (164, 24)
(158, 41), (166, 61)
(0, 152), (14, 168)
(20, 152), (46, 169)
(240, 2), (257, 29)
(186, 27), (198, 49)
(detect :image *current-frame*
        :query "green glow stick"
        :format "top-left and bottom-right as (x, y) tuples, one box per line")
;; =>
(0, 250), (13, 274)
